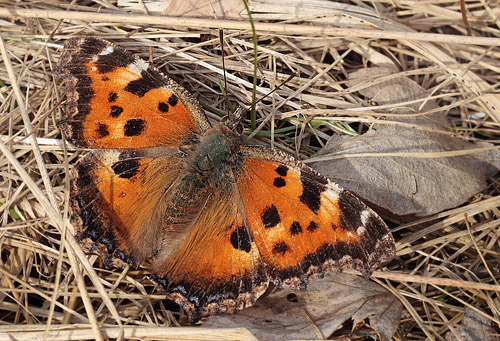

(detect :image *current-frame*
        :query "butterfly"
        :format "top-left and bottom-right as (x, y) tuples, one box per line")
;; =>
(55, 36), (395, 323)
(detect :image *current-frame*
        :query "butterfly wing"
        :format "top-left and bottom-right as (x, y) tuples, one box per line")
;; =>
(55, 37), (210, 149)
(153, 186), (269, 322)
(57, 37), (212, 267)
(236, 146), (395, 288)
(151, 143), (394, 322)
(71, 147), (188, 266)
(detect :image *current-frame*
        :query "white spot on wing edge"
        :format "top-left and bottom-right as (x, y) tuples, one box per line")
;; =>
(319, 182), (342, 209)
(129, 59), (149, 74)
(98, 45), (114, 56)
(357, 226), (366, 235)
(360, 209), (371, 226)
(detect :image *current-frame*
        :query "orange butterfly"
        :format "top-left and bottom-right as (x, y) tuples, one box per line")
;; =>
(55, 37), (395, 322)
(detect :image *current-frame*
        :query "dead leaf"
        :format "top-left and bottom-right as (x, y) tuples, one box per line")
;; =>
(311, 67), (500, 216)
(203, 273), (402, 341)
(445, 308), (499, 341)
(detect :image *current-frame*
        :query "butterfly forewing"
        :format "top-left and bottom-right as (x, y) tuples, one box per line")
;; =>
(236, 146), (395, 287)
(56, 37), (210, 149)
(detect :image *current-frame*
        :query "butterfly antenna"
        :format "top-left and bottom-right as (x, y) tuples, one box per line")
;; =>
(246, 72), (296, 112)
(223, 72), (296, 132)
(219, 28), (231, 119)
(223, 72), (296, 130)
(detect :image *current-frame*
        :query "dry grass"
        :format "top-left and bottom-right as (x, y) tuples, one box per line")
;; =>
(0, 0), (499, 340)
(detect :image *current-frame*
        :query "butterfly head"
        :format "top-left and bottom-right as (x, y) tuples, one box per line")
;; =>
(220, 107), (245, 134)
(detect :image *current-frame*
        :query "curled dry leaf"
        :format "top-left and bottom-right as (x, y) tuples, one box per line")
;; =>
(311, 68), (500, 216)
(204, 273), (402, 341)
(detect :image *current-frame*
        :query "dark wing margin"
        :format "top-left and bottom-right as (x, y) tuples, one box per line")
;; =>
(71, 147), (185, 267)
(236, 145), (395, 289)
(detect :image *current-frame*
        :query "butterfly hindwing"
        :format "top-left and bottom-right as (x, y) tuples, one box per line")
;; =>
(55, 37), (210, 149)
(236, 146), (395, 288)
(153, 187), (269, 322)
(71, 147), (187, 266)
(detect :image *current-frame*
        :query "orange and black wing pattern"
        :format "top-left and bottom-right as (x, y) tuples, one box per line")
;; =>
(152, 187), (269, 322)
(71, 148), (186, 267)
(56, 37), (395, 324)
(236, 146), (395, 288)
(55, 37), (210, 149)
(151, 144), (395, 322)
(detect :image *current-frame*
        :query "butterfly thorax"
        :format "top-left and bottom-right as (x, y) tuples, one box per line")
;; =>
(160, 125), (242, 231)
(185, 125), (242, 184)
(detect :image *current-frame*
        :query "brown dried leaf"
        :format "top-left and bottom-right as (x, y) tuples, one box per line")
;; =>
(312, 68), (500, 216)
(445, 308), (499, 341)
(204, 273), (402, 341)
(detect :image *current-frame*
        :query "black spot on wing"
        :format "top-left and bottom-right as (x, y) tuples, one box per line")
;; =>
(262, 204), (280, 228)
(96, 123), (109, 138)
(110, 105), (123, 118)
(124, 119), (146, 136)
(124, 70), (162, 97)
(275, 165), (288, 177)
(108, 92), (118, 103)
(229, 225), (252, 253)
(111, 158), (141, 179)
(299, 179), (323, 214)
(95, 48), (135, 74)
(299, 171), (328, 214)
(307, 221), (319, 232)
(158, 102), (169, 113)
(272, 241), (289, 255)
(273, 177), (286, 188)
(168, 94), (178, 107)
(290, 221), (302, 235)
